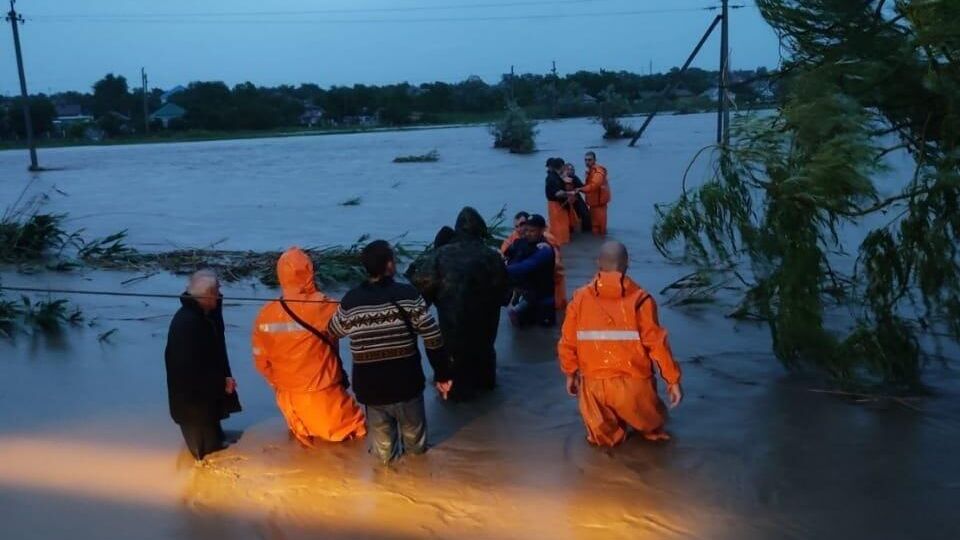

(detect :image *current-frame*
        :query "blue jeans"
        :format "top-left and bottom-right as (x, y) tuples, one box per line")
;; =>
(365, 394), (427, 463)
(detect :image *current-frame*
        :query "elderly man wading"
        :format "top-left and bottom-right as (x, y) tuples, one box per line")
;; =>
(558, 241), (682, 445)
(164, 270), (241, 461)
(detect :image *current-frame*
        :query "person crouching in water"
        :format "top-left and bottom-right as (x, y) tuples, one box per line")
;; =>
(252, 247), (366, 446)
(505, 214), (557, 327)
(558, 241), (683, 445)
(328, 240), (453, 463)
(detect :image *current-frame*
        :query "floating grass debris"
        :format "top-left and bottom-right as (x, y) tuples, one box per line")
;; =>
(339, 197), (363, 207)
(393, 150), (439, 163)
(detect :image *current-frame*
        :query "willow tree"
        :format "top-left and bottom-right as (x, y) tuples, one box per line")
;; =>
(654, 1), (959, 387)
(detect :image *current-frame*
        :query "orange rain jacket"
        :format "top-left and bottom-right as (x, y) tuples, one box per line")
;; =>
(252, 248), (366, 444)
(500, 230), (568, 310)
(558, 272), (680, 384)
(581, 165), (611, 235)
(580, 164), (611, 208)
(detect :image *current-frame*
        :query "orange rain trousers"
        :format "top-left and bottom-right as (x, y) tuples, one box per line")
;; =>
(578, 376), (667, 446)
(589, 205), (608, 236)
(275, 386), (366, 446)
(547, 201), (571, 245)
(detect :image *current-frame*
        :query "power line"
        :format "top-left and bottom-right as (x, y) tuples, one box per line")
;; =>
(27, 0), (651, 20)
(1, 286), (341, 305)
(30, 7), (727, 25)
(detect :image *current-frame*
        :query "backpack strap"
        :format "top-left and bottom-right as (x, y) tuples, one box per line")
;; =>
(279, 298), (350, 389)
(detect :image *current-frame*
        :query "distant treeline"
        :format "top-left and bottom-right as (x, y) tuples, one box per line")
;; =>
(0, 67), (778, 141)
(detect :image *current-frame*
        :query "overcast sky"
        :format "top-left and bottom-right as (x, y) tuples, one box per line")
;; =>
(0, 0), (780, 95)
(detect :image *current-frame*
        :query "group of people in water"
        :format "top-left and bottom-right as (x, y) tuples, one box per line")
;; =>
(164, 151), (683, 464)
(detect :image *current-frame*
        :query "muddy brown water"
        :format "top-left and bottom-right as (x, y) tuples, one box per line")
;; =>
(1, 115), (958, 539)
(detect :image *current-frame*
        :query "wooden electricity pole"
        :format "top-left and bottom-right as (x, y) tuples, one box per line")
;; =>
(142, 67), (150, 134)
(717, 0), (731, 146)
(6, 0), (39, 171)
(629, 15), (722, 146)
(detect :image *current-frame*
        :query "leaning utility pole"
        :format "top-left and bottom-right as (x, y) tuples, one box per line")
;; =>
(629, 15), (722, 146)
(141, 67), (149, 134)
(6, 0), (39, 171)
(717, 0), (731, 146)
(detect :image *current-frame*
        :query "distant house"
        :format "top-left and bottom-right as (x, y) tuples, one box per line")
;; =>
(55, 103), (83, 117)
(299, 106), (325, 127)
(161, 85), (186, 104)
(150, 102), (187, 128)
(579, 94), (598, 105)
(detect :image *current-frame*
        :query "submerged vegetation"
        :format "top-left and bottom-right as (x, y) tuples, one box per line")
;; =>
(597, 86), (637, 140)
(491, 102), (537, 154)
(393, 150), (439, 163)
(654, 0), (960, 389)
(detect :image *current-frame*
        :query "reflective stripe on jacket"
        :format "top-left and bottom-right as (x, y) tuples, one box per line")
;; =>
(558, 271), (680, 383)
(252, 248), (344, 393)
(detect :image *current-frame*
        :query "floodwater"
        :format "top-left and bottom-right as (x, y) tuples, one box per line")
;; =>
(1, 115), (958, 540)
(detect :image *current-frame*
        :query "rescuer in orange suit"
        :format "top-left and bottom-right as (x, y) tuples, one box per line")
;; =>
(577, 151), (611, 235)
(558, 241), (683, 446)
(545, 157), (572, 245)
(501, 211), (568, 311)
(252, 247), (366, 445)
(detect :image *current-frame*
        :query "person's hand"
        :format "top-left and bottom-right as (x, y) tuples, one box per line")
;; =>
(667, 383), (683, 408)
(435, 380), (453, 400)
(225, 377), (237, 394)
(555, 190), (567, 198)
(537, 242), (550, 250)
(565, 373), (579, 397)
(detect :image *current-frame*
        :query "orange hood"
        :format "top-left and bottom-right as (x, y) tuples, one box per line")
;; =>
(589, 271), (641, 299)
(277, 247), (317, 297)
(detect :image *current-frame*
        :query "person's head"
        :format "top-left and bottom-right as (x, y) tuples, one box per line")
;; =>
(523, 214), (547, 243)
(513, 211), (531, 230)
(553, 157), (566, 172)
(584, 151), (597, 168)
(597, 240), (629, 273)
(277, 247), (316, 296)
(563, 163), (575, 177)
(434, 226), (455, 249)
(360, 240), (395, 281)
(187, 269), (220, 312)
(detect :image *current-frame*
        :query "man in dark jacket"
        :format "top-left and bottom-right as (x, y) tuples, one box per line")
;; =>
(407, 207), (509, 400)
(164, 270), (241, 461)
(505, 214), (557, 327)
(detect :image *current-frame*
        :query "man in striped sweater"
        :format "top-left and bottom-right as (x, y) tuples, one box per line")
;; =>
(328, 240), (453, 463)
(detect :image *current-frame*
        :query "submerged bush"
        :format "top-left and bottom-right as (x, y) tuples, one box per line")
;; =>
(597, 86), (637, 140)
(0, 213), (68, 263)
(393, 150), (439, 163)
(491, 102), (537, 154)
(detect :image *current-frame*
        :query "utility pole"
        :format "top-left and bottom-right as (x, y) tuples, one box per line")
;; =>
(549, 60), (558, 118)
(141, 67), (149, 134)
(717, 0), (731, 146)
(6, 0), (39, 171)
(649, 59), (653, 76)
(629, 15), (722, 146)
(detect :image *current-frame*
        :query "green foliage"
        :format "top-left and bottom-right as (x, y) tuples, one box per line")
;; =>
(597, 86), (637, 139)
(0, 212), (67, 263)
(491, 102), (537, 154)
(92, 73), (132, 119)
(655, 1), (960, 388)
(393, 150), (439, 163)
(5, 96), (57, 138)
